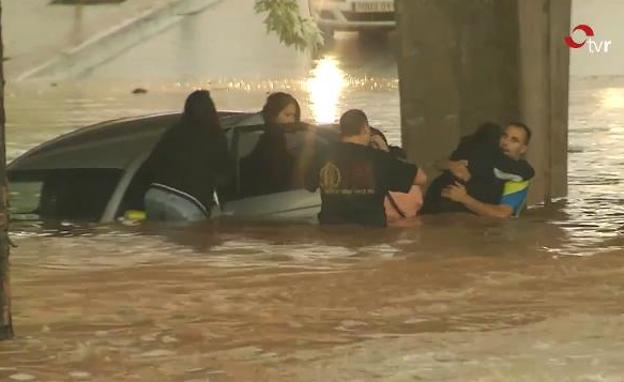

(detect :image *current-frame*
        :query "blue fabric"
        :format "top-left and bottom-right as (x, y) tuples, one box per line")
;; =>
(500, 181), (529, 217)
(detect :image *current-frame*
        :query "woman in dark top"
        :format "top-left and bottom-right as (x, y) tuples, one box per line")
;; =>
(140, 90), (231, 220)
(239, 92), (301, 197)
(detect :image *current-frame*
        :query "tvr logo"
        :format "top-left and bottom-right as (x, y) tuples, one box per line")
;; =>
(564, 24), (612, 53)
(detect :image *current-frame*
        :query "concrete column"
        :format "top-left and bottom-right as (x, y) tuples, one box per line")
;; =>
(396, 0), (570, 204)
(518, 0), (571, 201)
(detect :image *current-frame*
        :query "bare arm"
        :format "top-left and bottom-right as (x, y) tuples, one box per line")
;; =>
(441, 182), (513, 218)
(413, 168), (427, 186)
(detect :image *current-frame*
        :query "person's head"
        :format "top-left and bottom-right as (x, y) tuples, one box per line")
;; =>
(500, 122), (531, 160)
(369, 126), (389, 151)
(473, 122), (502, 145)
(339, 109), (371, 145)
(458, 121), (502, 151)
(262, 92), (301, 124)
(182, 89), (221, 133)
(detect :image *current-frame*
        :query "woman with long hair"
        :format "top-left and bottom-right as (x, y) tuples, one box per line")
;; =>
(240, 92), (302, 197)
(140, 90), (231, 221)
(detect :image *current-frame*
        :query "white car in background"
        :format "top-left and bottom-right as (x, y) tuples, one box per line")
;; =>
(309, 0), (396, 39)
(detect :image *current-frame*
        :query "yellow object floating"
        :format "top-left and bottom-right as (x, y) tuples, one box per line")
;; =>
(124, 210), (146, 221)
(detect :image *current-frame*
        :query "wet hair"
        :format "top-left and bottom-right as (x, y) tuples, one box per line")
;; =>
(370, 126), (388, 144)
(182, 90), (221, 133)
(507, 122), (532, 144)
(473, 122), (502, 143)
(339, 109), (368, 137)
(461, 122), (501, 146)
(450, 122), (501, 160)
(261, 92), (301, 124)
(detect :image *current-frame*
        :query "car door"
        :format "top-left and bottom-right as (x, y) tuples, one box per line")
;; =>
(217, 123), (323, 219)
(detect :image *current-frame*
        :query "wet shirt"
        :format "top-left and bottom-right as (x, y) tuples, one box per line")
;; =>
(307, 142), (417, 227)
(239, 125), (295, 198)
(455, 140), (534, 206)
(137, 121), (231, 211)
(500, 180), (530, 217)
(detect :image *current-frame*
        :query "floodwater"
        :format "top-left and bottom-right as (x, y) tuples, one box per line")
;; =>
(2, 72), (623, 381)
(2, 3), (624, 381)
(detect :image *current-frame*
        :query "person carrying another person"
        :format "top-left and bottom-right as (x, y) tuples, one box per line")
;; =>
(421, 122), (534, 216)
(306, 109), (427, 227)
(239, 92), (301, 197)
(369, 127), (425, 222)
(138, 90), (231, 221)
(439, 122), (534, 218)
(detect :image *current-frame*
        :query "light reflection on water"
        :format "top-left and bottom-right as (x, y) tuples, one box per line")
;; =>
(306, 55), (346, 124)
(2, 71), (624, 379)
(599, 87), (624, 110)
(563, 77), (624, 252)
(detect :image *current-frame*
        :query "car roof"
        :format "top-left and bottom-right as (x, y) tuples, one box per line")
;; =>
(8, 112), (339, 172)
(7, 111), (259, 171)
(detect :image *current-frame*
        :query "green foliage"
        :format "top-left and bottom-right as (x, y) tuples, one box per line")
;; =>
(254, 0), (323, 51)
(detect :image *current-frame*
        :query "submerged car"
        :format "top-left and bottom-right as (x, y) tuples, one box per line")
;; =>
(309, 0), (396, 38)
(8, 112), (340, 223)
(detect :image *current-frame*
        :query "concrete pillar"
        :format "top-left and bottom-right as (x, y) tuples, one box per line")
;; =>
(396, 0), (571, 204)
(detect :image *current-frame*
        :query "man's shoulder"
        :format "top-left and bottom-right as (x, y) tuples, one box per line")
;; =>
(332, 142), (384, 157)
(494, 157), (535, 181)
(330, 143), (413, 170)
(516, 158), (534, 171)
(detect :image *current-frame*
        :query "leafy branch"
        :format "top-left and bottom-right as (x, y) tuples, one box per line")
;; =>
(254, 0), (323, 51)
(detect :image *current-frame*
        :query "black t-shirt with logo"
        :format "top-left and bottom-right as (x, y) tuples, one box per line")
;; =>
(307, 142), (417, 227)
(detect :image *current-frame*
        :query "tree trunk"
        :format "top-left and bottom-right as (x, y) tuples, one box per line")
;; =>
(0, 1), (14, 341)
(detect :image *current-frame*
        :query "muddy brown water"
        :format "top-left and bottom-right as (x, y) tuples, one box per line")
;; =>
(1, 71), (623, 380)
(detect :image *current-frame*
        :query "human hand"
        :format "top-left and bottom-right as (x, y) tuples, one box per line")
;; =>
(370, 134), (389, 151)
(448, 160), (471, 182)
(441, 182), (468, 202)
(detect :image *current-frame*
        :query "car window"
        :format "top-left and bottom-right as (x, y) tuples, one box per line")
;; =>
(9, 169), (123, 221)
(9, 180), (43, 220)
(237, 129), (264, 159)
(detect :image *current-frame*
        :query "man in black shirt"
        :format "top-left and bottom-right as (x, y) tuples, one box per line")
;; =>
(307, 109), (427, 227)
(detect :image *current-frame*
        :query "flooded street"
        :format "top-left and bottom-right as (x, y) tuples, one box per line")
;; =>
(2, 0), (624, 380)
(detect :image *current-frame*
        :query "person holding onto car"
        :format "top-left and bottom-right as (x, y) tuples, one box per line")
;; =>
(306, 109), (427, 227)
(368, 127), (426, 223)
(139, 90), (231, 221)
(240, 92), (304, 197)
